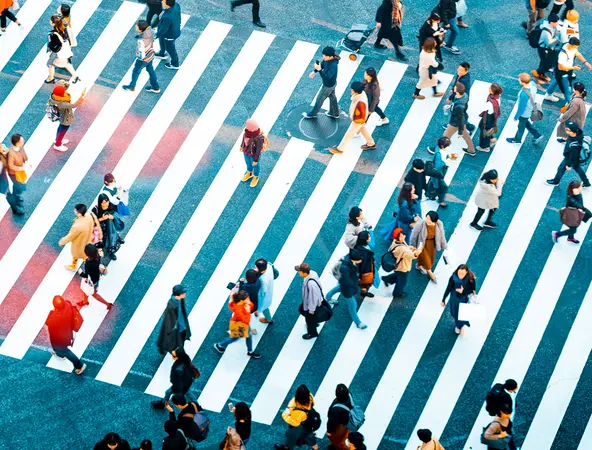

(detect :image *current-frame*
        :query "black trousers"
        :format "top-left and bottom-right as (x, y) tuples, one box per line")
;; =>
(376, 26), (403, 53)
(472, 208), (496, 225)
(0, 8), (18, 29)
(231, 0), (261, 22)
(537, 47), (555, 77)
(551, 159), (590, 185)
(146, 2), (162, 28)
(551, 0), (574, 20)
(304, 312), (319, 337)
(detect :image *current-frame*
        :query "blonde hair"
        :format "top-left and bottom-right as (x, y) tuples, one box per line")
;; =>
(566, 10), (579, 23)
(518, 73), (531, 84)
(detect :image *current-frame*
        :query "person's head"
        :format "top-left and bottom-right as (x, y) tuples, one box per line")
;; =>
(398, 182), (415, 206)
(347, 432), (366, 450)
(349, 249), (362, 265)
(322, 46), (336, 61)
(425, 210), (438, 225)
(245, 268), (259, 284)
(52, 295), (65, 310)
(356, 230), (371, 247)
(412, 159), (425, 172)
(172, 284), (187, 300)
(104, 173), (116, 186)
(348, 206), (363, 226)
(481, 169), (499, 184)
(84, 244), (100, 261)
(455, 264), (475, 282)
(98, 193), (110, 210)
(565, 120), (582, 137)
(74, 203), (87, 217)
(498, 402), (513, 419)
(504, 379), (518, 393)
(255, 258), (268, 273)
(294, 263), (311, 278)
(335, 383), (350, 403)
(518, 72), (531, 87)
(102, 432), (122, 449)
(136, 19), (149, 34)
(566, 9), (579, 23)
(427, 11), (441, 25)
(350, 81), (364, 96)
(171, 394), (187, 409)
(50, 14), (65, 32)
(437, 136), (451, 150)
(417, 429), (433, 443)
(171, 348), (189, 363)
(58, 3), (71, 18)
(245, 118), (259, 132)
(457, 62), (470, 76)
(164, 420), (178, 437)
(548, 13), (560, 27)
(234, 402), (251, 422)
(392, 227), (405, 243)
(422, 37), (437, 53)
(568, 180), (582, 196)
(52, 84), (70, 102)
(490, 83), (503, 96)
(454, 82), (466, 97)
(162, 0), (175, 9)
(139, 440), (152, 450)
(294, 384), (312, 406)
(10, 133), (24, 148)
(573, 81), (587, 99)
(232, 290), (250, 304)
(568, 36), (580, 49)
(364, 67), (378, 84)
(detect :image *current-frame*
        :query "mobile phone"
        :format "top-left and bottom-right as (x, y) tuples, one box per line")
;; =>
(228, 402), (234, 412)
(226, 282), (236, 290)
(315, 60), (320, 65)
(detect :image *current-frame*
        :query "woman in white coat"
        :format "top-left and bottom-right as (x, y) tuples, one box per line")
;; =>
(470, 169), (503, 231)
(413, 37), (444, 100)
(343, 206), (372, 249)
(255, 258), (279, 324)
(410, 210), (447, 283)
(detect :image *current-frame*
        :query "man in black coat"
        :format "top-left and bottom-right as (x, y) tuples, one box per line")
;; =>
(546, 122), (591, 187)
(157, 285), (192, 355)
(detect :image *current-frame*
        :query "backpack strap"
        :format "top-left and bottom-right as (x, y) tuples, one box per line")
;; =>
(181, 402), (199, 418)
(332, 403), (351, 412)
(307, 278), (325, 302)
(523, 87), (536, 108)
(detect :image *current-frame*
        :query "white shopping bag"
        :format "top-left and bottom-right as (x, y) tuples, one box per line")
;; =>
(66, 82), (85, 104)
(458, 302), (486, 322)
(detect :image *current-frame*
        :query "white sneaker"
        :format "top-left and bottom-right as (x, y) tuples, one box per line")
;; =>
(53, 144), (68, 152)
(376, 117), (390, 127)
(544, 94), (559, 103)
(61, 139), (69, 145)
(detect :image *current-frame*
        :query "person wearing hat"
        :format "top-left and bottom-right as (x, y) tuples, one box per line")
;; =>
(157, 285), (192, 355)
(303, 46), (341, 120)
(240, 118), (266, 188)
(47, 81), (86, 152)
(295, 263), (323, 340)
(230, 0), (266, 28)
(382, 228), (422, 300)
(546, 121), (591, 187)
(532, 14), (560, 84)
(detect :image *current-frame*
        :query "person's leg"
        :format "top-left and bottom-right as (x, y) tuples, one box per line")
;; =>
(546, 78), (558, 96)
(461, 127), (475, 152)
(514, 117), (528, 140)
(252, 157), (260, 177)
(309, 86), (331, 116)
(245, 334), (253, 353)
(446, 19), (459, 47)
(342, 296), (361, 326)
(413, 87), (422, 96)
(359, 125), (375, 147)
(484, 208), (496, 226)
(47, 65), (56, 81)
(537, 48), (548, 76)
(128, 59), (144, 89)
(327, 86), (339, 116)
(562, 0), (574, 20)
(392, 271), (408, 297)
(304, 313), (318, 337)
(147, 3), (162, 27)
(550, 3), (561, 15)
(7, 176), (25, 215)
(243, 152), (254, 174)
(145, 60), (160, 90)
(165, 39), (179, 67)
(574, 164), (591, 185)
(537, 7), (546, 20)
(555, 227), (572, 239)
(471, 207), (486, 225)
(443, 125), (457, 139)
(251, 0), (261, 22)
(262, 308), (272, 321)
(527, 8), (537, 34)
(2, 9), (18, 25)
(0, 10), (6, 30)
(550, 159), (568, 183)
(374, 105), (386, 119)
(478, 120), (491, 149)
(53, 347), (83, 370)
(524, 119), (541, 139)
(335, 123), (362, 152)
(382, 271), (398, 285)
(560, 74), (573, 100)
(55, 124), (70, 146)
(326, 284), (341, 302)
(217, 337), (239, 349)
(156, 36), (166, 57)
(91, 288), (112, 308)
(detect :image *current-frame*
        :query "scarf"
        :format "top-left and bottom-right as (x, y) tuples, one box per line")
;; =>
(243, 127), (260, 148)
(391, 0), (402, 27)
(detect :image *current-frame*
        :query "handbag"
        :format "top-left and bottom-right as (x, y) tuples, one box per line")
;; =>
(360, 272), (374, 285)
(80, 276), (94, 296)
(229, 320), (249, 339)
(524, 88), (543, 122)
(559, 207), (585, 227)
(117, 202), (131, 217)
(14, 169), (27, 183)
(480, 421), (511, 449)
(482, 125), (499, 137)
(11, 0), (20, 11)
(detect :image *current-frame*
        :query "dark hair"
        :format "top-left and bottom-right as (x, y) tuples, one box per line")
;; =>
(348, 432), (366, 449)
(574, 81), (587, 99)
(165, 0), (176, 6)
(455, 82), (466, 95)
(84, 244), (100, 261)
(365, 67), (378, 84)
(349, 248), (362, 261)
(504, 379), (518, 391)
(103, 433), (122, 445)
(422, 37), (437, 52)
(174, 348), (191, 366)
(490, 83), (503, 96)
(171, 394), (186, 406)
(356, 230), (371, 247)
(568, 180), (582, 196)
(569, 36), (580, 46)
(139, 440), (152, 450)
(10, 133), (23, 146)
(437, 136), (451, 149)
(137, 19), (149, 32)
(98, 193), (110, 206)
(348, 206), (363, 226)
(295, 384), (311, 406)
(322, 46), (336, 57)
(499, 402), (513, 415)
(74, 203), (87, 215)
(59, 3), (71, 17)
(455, 263), (476, 283)
(397, 182), (414, 207)
(104, 173), (115, 184)
(351, 81), (364, 94)
(51, 14), (65, 33)
(481, 169), (498, 183)
(245, 268), (259, 284)
(426, 210), (439, 223)
(164, 420), (177, 436)
(428, 11), (441, 23)
(335, 383), (349, 403)
(255, 258), (267, 272)
(417, 429), (433, 443)
(232, 290), (250, 303)
(412, 158), (425, 170)
(234, 402), (252, 422)
(459, 62), (470, 71)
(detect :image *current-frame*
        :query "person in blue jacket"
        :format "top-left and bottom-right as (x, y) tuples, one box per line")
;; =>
(154, 0), (182, 70)
(395, 182), (421, 242)
(506, 72), (544, 145)
(426, 136), (450, 207)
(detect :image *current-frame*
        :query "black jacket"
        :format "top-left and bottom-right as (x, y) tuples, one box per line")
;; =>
(437, 0), (458, 21)
(157, 297), (192, 355)
(375, 0), (393, 26)
(170, 359), (195, 395)
(449, 94), (469, 133)
(567, 193), (592, 221)
(448, 72), (472, 100)
(327, 397), (353, 433)
(404, 168), (427, 200)
(418, 21), (439, 47)
(354, 244), (375, 277)
(338, 255), (361, 298)
(316, 58), (339, 87)
(564, 134), (583, 167)
(80, 258), (102, 284)
(442, 275), (477, 302)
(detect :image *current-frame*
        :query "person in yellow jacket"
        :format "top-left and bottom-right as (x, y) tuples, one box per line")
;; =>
(59, 203), (100, 270)
(274, 385), (319, 450)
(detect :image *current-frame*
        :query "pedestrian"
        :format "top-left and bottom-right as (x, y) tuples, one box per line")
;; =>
(558, 9), (579, 44)
(94, 433), (132, 450)
(416, 429), (445, 450)
(59, 203), (96, 270)
(486, 379), (519, 420)
(470, 169), (503, 231)
(77, 243), (112, 310)
(436, 0), (460, 55)
(506, 73), (544, 145)
(417, 12), (445, 65)
(344, 206), (372, 249)
(274, 385), (319, 450)
(45, 15), (79, 84)
(551, 0), (574, 20)
(166, 395), (207, 444)
(441, 263), (477, 335)
(394, 182), (421, 240)
(45, 295), (86, 375)
(58, 3), (77, 48)
(327, 384), (354, 450)
(151, 349), (199, 409)
(413, 37), (445, 100)
(363, 67), (390, 126)
(295, 263), (323, 340)
(477, 83), (503, 153)
(0, 144), (9, 201)
(347, 432), (367, 450)
(230, 0), (265, 28)
(227, 402), (252, 446)
(329, 81), (376, 155)
(546, 121), (591, 187)
(524, 0), (548, 35)
(354, 231), (376, 298)
(557, 81), (586, 143)
(410, 211), (447, 283)
(381, 228), (422, 300)
(544, 38), (592, 104)
(154, 0), (181, 70)
(255, 258), (279, 324)
(481, 403), (517, 450)
(441, 62), (474, 132)
(146, 0), (162, 28)
(443, 82), (475, 156)
(373, 0), (407, 61)
(0, 0), (21, 33)
(157, 285), (192, 356)
(426, 136), (450, 207)
(326, 249), (368, 330)
(213, 290), (262, 358)
(404, 159), (427, 201)
(531, 14), (560, 84)
(455, 0), (468, 28)
(552, 180), (591, 244)
(239, 118), (266, 188)
(123, 19), (160, 94)
(47, 82), (87, 152)
(303, 46), (341, 120)
(133, 440), (152, 450)
(239, 269), (262, 320)
(92, 193), (124, 260)
(4, 133), (28, 216)
(162, 420), (187, 450)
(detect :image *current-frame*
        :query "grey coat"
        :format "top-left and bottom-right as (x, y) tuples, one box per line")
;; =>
(409, 219), (447, 251)
(474, 180), (502, 210)
(301, 271), (323, 313)
(558, 95), (586, 139)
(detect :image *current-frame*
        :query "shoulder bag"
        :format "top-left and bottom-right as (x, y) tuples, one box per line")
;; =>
(524, 88), (543, 122)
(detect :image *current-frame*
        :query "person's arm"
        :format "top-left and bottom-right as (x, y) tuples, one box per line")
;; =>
(368, 85), (380, 113)
(318, 61), (337, 85)
(455, 105), (466, 134)
(483, 421), (507, 440)
(567, 195), (585, 209)
(441, 277), (454, 304)
(575, 51), (592, 70)
(6, 152), (25, 172)
(252, 135), (263, 163)
(155, 16), (171, 39)
(137, 38), (147, 61)
(514, 91), (527, 120)
(559, 100), (578, 122)
(59, 227), (79, 246)
(566, 142), (580, 168)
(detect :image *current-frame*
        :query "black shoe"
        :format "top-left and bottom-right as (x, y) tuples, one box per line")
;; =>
(117, 236), (125, 244)
(381, 276), (391, 287)
(545, 179), (559, 186)
(374, 43), (387, 49)
(392, 293), (408, 300)
(463, 148), (476, 157)
(109, 253), (117, 261)
(72, 76), (81, 84)
(164, 62), (179, 70)
(396, 52), (408, 62)
(362, 291), (375, 298)
(151, 400), (165, 410)
(583, 182), (591, 188)
(483, 221), (497, 229)
(324, 111), (340, 119)
(470, 223), (483, 231)
(253, 20), (266, 28)
(247, 351), (262, 359)
(144, 85), (161, 93)
(154, 53), (166, 59)
(506, 137), (521, 144)
(230, 1), (236, 11)
(302, 333), (317, 340)
(44, 78), (56, 84)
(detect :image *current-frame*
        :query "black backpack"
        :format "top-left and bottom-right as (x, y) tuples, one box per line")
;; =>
(296, 406), (322, 432)
(47, 32), (62, 53)
(528, 21), (549, 49)
(536, 0), (551, 7)
(485, 383), (512, 416)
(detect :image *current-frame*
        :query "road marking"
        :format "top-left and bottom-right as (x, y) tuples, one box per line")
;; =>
(577, 413), (592, 450)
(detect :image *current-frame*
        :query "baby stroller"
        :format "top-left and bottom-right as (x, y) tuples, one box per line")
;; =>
(337, 23), (373, 61)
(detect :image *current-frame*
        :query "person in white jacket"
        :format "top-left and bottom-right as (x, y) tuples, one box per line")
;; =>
(343, 206), (372, 249)
(470, 169), (504, 231)
(255, 258), (278, 324)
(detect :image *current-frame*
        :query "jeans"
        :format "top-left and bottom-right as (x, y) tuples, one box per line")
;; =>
(6, 173), (26, 215)
(373, 105), (386, 119)
(310, 84), (339, 117)
(326, 285), (361, 326)
(261, 308), (272, 321)
(392, 271), (408, 297)
(218, 329), (253, 353)
(157, 37), (179, 67)
(53, 346), (83, 370)
(55, 124), (70, 146)
(445, 19), (459, 47)
(514, 117), (541, 140)
(547, 71), (573, 100)
(472, 207), (496, 225)
(129, 59), (159, 90)
(556, 226), (577, 240)
(551, 159), (590, 185)
(244, 153), (260, 177)
(231, 0), (261, 22)
(527, 8), (545, 34)
(146, 2), (162, 27)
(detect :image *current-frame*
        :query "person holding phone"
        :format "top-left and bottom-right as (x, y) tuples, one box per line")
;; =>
(303, 47), (341, 119)
(227, 402), (252, 446)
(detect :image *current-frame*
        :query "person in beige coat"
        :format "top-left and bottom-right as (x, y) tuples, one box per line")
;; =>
(470, 169), (503, 231)
(413, 37), (444, 100)
(59, 203), (100, 270)
(557, 81), (586, 142)
(410, 210), (447, 283)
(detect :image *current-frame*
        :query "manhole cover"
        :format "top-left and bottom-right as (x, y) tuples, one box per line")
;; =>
(285, 105), (350, 148)
(299, 114), (340, 140)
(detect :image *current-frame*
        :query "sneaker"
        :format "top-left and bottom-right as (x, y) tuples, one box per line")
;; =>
(145, 86), (161, 93)
(361, 143), (376, 151)
(476, 146), (490, 152)
(324, 111), (340, 119)
(302, 333), (317, 340)
(328, 147), (343, 155)
(506, 138), (521, 144)
(545, 179), (559, 186)
(75, 363), (87, 375)
(533, 135), (545, 145)
(374, 43), (387, 49)
(433, 92), (444, 97)
(557, 138), (567, 143)
(64, 264), (77, 271)
(253, 20), (266, 28)
(151, 400), (166, 410)
(443, 45), (461, 55)
(483, 221), (497, 229)
(53, 144), (68, 152)
(427, 146), (436, 155)
(417, 266), (428, 275)
(362, 291), (375, 298)
(214, 343), (226, 354)
(62, 139), (69, 145)
(412, 94), (425, 100)
(302, 112), (317, 119)
(109, 253), (117, 261)
(567, 238), (580, 244)
(551, 231), (558, 243)
(44, 78), (56, 84)
(463, 148), (476, 156)
(470, 223), (483, 231)
(154, 53), (166, 59)
(250, 176), (259, 188)
(583, 182), (591, 188)
(247, 351), (262, 359)
(122, 85), (135, 92)
(544, 94), (559, 103)
(164, 63), (179, 70)
(376, 117), (389, 126)
(241, 171), (253, 182)
(381, 276), (391, 287)
(356, 323), (368, 330)
(259, 317), (273, 324)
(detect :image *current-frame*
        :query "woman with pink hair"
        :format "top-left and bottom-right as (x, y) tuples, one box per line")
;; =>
(240, 118), (266, 188)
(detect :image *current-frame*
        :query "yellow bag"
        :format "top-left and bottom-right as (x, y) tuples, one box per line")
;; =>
(229, 321), (249, 339)
(560, 104), (569, 114)
(15, 169), (27, 184)
(260, 133), (269, 152)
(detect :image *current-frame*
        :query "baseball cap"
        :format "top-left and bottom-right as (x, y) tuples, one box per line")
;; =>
(294, 263), (311, 274)
(172, 284), (187, 296)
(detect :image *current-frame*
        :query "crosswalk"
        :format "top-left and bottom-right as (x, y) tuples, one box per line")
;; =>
(0, 2), (591, 449)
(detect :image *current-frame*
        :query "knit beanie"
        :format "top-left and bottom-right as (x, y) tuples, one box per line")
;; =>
(52, 85), (67, 97)
(245, 118), (260, 132)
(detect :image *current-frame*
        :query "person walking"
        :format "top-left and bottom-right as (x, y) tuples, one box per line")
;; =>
(557, 81), (586, 143)
(4, 133), (28, 216)
(416, 429), (446, 450)
(410, 211), (447, 283)
(363, 67), (389, 126)
(481, 403), (517, 450)
(544, 38), (592, 104)
(329, 82), (376, 154)
(531, 14), (560, 84)
(227, 402), (252, 446)
(255, 258), (279, 324)
(92, 193), (124, 260)
(354, 231), (376, 298)
(546, 121), (591, 187)
(47, 82), (86, 152)
(525, 0), (548, 35)
(157, 285), (192, 356)
(77, 243), (112, 310)
(213, 290), (262, 358)
(58, 3), (77, 48)
(303, 46), (341, 120)
(45, 15), (79, 84)
(470, 169), (503, 231)
(413, 38), (444, 100)
(0, 0), (22, 33)
(347, 432), (367, 450)
(230, 0), (265, 28)
(552, 181), (591, 244)
(373, 0), (407, 61)
(418, 12), (445, 64)
(443, 82), (475, 156)
(59, 203), (96, 270)
(436, 0), (460, 55)
(426, 136), (450, 206)
(506, 73), (544, 145)
(441, 62), (474, 132)
(274, 385), (319, 450)
(404, 159), (427, 201)
(326, 384), (354, 450)
(394, 182), (421, 240)
(326, 249), (368, 330)
(239, 118), (266, 188)
(45, 295), (86, 374)
(295, 263), (323, 340)
(477, 83), (503, 153)
(238, 268), (261, 321)
(146, 0), (162, 28)
(382, 228), (422, 299)
(455, 0), (468, 28)
(94, 433), (132, 450)
(551, 0), (574, 21)
(441, 264), (477, 335)
(344, 206), (372, 249)
(154, 0), (181, 70)
(122, 20), (160, 94)
(151, 349), (199, 410)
